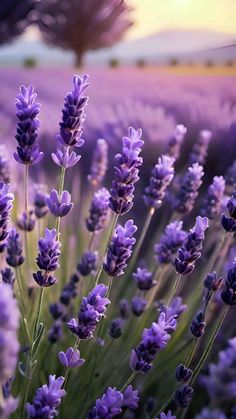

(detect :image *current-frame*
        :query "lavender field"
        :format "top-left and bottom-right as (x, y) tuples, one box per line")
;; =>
(0, 65), (236, 419)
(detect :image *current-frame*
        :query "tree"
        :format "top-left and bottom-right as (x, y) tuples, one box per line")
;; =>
(0, 0), (36, 45)
(36, 0), (133, 67)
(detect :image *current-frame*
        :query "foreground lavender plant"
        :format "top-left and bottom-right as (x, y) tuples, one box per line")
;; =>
(174, 163), (204, 214)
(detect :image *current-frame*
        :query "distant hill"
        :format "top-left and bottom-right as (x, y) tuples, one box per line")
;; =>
(0, 28), (235, 66)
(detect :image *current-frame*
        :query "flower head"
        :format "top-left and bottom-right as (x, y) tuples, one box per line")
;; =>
(6, 228), (24, 267)
(174, 163), (204, 214)
(133, 267), (157, 290)
(77, 251), (98, 276)
(201, 176), (225, 220)
(17, 210), (36, 232)
(189, 129), (212, 166)
(221, 259), (236, 305)
(167, 124), (187, 160)
(86, 188), (110, 233)
(33, 184), (48, 219)
(88, 138), (108, 186)
(46, 189), (73, 218)
(52, 146), (81, 169)
(154, 221), (187, 265)
(0, 182), (14, 252)
(59, 347), (85, 368)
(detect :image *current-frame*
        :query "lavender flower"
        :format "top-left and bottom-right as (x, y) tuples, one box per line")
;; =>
(46, 189), (73, 218)
(109, 127), (143, 215)
(109, 318), (123, 339)
(221, 259), (236, 305)
(0, 182), (14, 252)
(174, 384), (193, 408)
(191, 312), (206, 337)
(86, 188), (110, 233)
(167, 124), (187, 160)
(1, 267), (15, 287)
(157, 412), (176, 419)
(0, 397), (19, 419)
(200, 176), (225, 220)
(51, 146), (81, 169)
(130, 312), (176, 374)
(204, 271), (223, 292)
(58, 74), (89, 148)
(87, 386), (139, 418)
(0, 283), (20, 384)
(174, 216), (209, 275)
(59, 347), (85, 368)
(67, 284), (110, 339)
(174, 163), (204, 214)
(14, 85), (43, 165)
(0, 145), (10, 183)
(26, 375), (66, 418)
(159, 297), (187, 322)
(133, 267), (157, 291)
(131, 296), (147, 316)
(33, 184), (49, 219)
(104, 220), (137, 277)
(33, 229), (61, 287)
(189, 129), (212, 165)
(154, 221), (187, 265)
(222, 192), (236, 232)
(88, 138), (108, 186)
(77, 251), (98, 276)
(119, 299), (130, 319)
(143, 155), (175, 209)
(17, 210), (36, 232)
(48, 321), (62, 344)
(60, 274), (79, 305)
(6, 228), (24, 267)
(195, 408), (227, 419)
(176, 364), (193, 382)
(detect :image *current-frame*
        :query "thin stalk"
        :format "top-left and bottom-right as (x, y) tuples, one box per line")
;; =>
(34, 287), (45, 339)
(120, 372), (135, 392)
(56, 166), (66, 237)
(167, 274), (182, 305)
(185, 338), (198, 367)
(88, 232), (96, 250)
(15, 267), (31, 343)
(24, 164), (29, 262)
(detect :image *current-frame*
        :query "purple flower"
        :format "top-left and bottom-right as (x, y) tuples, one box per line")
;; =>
(48, 321), (63, 344)
(14, 85), (43, 165)
(60, 274), (79, 306)
(51, 146), (81, 169)
(176, 364), (193, 383)
(17, 210), (36, 232)
(0, 145), (10, 183)
(154, 221), (187, 265)
(33, 229), (61, 287)
(77, 251), (98, 276)
(59, 347), (85, 368)
(131, 296), (147, 316)
(130, 312), (175, 374)
(119, 299), (130, 319)
(133, 267), (157, 291)
(166, 124), (187, 160)
(109, 127), (143, 215)
(174, 216), (209, 276)
(109, 318), (123, 339)
(159, 297), (187, 322)
(0, 283), (20, 385)
(67, 284), (110, 339)
(222, 192), (236, 232)
(189, 129), (212, 166)
(204, 271), (223, 292)
(87, 386), (139, 418)
(104, 220), (137, 277)
(1, 268), (15, 287)
(174, 384), (193, 408)
(221, 259), (236, 305)
(0, 182), (14, 252)
(33, 184), (48, 219)
(0, 396), (19, 419)
(26, 375), (66, 418)
(46, 189), (73, 218)
(6, 228), (25, 267)
(158, 412), (176, 419)
(143, 155), (175, 209)
(86, 188), (110, 233)
(174, 163), (204, 214)
(195, 408), (227, 419)
(191, 312), (206, 338)
(88, 138), (108, 186)
(200, 176), (225, 220)
(58, 74), (89, 148)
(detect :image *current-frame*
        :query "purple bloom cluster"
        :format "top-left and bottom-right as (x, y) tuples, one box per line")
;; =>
(131, 296), (147, 316)
(33, 184), (49, 219)
(1, 267), (15, 287)
(0, 182), (14, 252)
(167, 124), (187, 160)
(109, 127), (143, 215)
(204, 271), (223, 292)
(17, 209), (36, 232)
(159, 297), (187, 322)
(59, 347), (85, 369)
(14, 85), (43, 165)
(77, 250), (98, 276)
(133, 267), (157, 290)
(67, 284), (110, 339)
(143, 155), (175, 209)
(222, 192), (236, 232)
(176, 364), (193, 382)
(109, 318), (123, 339)
(157, 412), (176, 419)
(174, 216), (209, 275)
(0, 283), (20, 385)
(195, 408), (227, 419)
(87, 385), (139, 418)
(46, 189), (73, 218)
(191, 312), (206, 337)
(200, 176), (225, 220)
(130, 312), (176, 374)
(174, 384), (193, 408)
(26, 375), (66, 418)
(88, 138), (108, 186)
(86, 188), (110, 233)
(221, 259), (236, 305)
(52, 146), (81, 169)
(189, 130), (212, 166)
(154, 221), (187, 265)
(33, 229), (61, 287)
(0, 145), (10, 183)
(6, 228), (24, 267)
(103, 220), (137, 277)
(174, 163), (204, 214)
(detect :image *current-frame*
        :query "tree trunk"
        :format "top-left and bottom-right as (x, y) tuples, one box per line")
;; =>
(75, 51), (84, 68)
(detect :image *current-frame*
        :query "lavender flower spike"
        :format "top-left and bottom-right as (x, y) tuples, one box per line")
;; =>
(33, 184), (48, 219)
(167, 124), (187, 160)
(133, 267), (157, 290)
(104, 219), (137, 277)
(0, 182), (14, 253)
(0, 283), (20, 385)
(52, 146), (81, 169)
(14, 85), (43, 165)
(174, 163), (204, 214)
(221, 259), (236, 305)
(67, 284), (110, 339)
(174, 216), (209, 276)
(189, 129), (212, 166)
(88, 138), (108, 186)
(222, 192), (236, 233)
(26, 375), (66, 418)
(157, 412), (176, 419)
(0, 145), (10, 183)
(58, 74), (89, 148)
(143, 155), (175, 209)
(109, 127), (143, 215)
(33, 228), (61, 287)
(200, 176), (225, 220)
(6, 228), (25, 267)
(59, 347), (85, 368)
(46, 189), (73, 218)
(154, 221), (187, 265)
(86, 188), (110, 233)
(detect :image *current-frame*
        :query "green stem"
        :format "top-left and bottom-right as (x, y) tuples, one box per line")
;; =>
(24, 164), (29, 263)
(34, 287), (45, 339)
(185, 338), (198, 367)
(167, 274), (182, 305)
(120, 372), (135, 392)
(15, 268), (31, 343)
